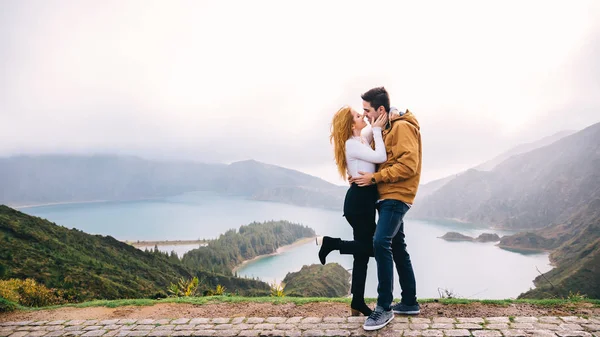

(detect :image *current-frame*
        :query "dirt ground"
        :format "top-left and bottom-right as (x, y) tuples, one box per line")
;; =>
(2, 302), (599, 322)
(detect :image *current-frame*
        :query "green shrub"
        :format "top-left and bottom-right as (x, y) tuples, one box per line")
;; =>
(0, 297), (18, 312)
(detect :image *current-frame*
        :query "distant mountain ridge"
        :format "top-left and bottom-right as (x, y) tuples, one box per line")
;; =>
(0, 156), (345, 210)
(474, 130), (575, 171)
(1, 130), (576, 212)
(415, 130), (575, 202)
(411, 122), (600, 230)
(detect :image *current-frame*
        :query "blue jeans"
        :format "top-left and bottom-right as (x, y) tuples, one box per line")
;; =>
(373, 199), (417, 310)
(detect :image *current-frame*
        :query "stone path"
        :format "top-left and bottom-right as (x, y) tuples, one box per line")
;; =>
(1, 316), (599, 337)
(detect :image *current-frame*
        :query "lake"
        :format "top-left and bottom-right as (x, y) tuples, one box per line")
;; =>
(19, 191), (552, 299)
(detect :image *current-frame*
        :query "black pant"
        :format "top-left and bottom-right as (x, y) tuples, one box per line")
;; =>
(340, 183), (378, 297)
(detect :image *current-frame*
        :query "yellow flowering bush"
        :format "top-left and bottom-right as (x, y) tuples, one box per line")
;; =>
(0, 278), (63, 307)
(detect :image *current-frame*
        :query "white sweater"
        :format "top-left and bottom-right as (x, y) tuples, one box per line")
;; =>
(345, 125), (387, 178)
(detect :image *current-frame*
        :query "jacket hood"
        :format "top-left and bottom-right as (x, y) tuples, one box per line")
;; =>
(389, 109), (419, 130)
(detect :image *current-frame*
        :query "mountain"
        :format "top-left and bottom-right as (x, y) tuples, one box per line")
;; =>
(224, 160), (345, 209)
(0, 155), (220, 204)
(0, 156), (345, 210)
(222, 160), (335, 193)
(414, 130), (574, 203)
(414, 175), (458, 201)
(0, 205), (270, 302)
(474, 130), (576, 171)
(504, 198), (600, 299)
(251, 185), (344, 209)
(410, 122), (600, 298)
(411, 122), (600, 230)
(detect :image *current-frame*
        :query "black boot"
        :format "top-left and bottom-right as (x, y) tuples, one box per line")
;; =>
(350, 296), (372, 316)
(318, 236), (341, 265)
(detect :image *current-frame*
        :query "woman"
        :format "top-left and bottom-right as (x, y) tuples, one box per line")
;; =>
(318, 105), (387, 316)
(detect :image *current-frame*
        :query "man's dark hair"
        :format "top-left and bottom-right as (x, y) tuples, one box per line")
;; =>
(361, 86), (390, 113)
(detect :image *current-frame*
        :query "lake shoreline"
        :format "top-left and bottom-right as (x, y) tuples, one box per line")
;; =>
(496, 244), (553, 253)
(10, 200), (111, 209)
(9, 197), (164, 209)
(125, 239), (208, 248)
(232, 236), (317, 274)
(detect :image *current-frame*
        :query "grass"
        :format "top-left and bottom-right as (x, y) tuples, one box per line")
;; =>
(420, 298), (600, 307)
(14, 296), (600, 311)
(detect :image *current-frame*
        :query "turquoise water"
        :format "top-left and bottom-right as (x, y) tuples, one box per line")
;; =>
(20, 191), (552, 299)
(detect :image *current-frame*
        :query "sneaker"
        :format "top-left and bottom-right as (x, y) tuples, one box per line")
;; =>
(363, 306), (394, 331)
(392, 302), (420, 315)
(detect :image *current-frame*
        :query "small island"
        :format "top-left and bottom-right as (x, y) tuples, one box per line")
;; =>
(283, 263), (350, 297)
(439, 232), (500, 243)
(497, 232), (556, 252)
(475, 233), (501, 242)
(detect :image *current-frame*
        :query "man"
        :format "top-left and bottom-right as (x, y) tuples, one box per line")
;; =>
(350, 87), (422, 331)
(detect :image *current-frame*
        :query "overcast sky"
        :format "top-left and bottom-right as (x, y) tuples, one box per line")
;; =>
(1, 0), (599, 185)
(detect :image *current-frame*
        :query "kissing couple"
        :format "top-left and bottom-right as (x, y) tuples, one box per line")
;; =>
(319, 86), (423, 331)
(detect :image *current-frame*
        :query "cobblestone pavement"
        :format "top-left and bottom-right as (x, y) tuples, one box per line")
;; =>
(1, 316), (599, 337)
